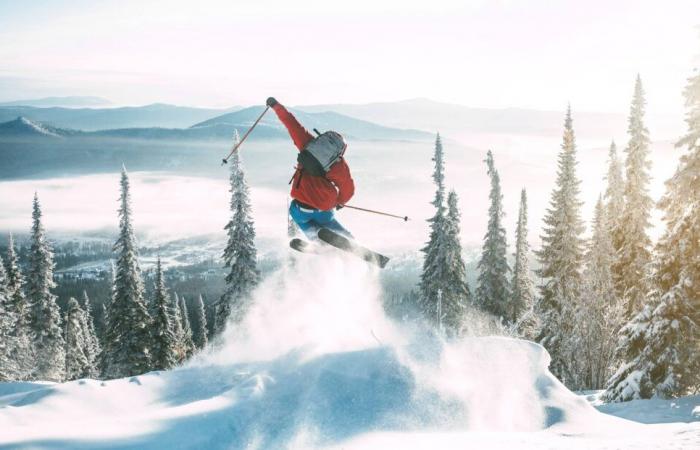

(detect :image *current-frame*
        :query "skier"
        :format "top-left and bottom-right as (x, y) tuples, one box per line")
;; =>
(266, 96), (355, 239)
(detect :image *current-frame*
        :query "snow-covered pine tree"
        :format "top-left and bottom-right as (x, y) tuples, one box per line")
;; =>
(639, 278), (698, 398)
(511, 189), (537, 339)
(27, 193), (65, 381)
(79, 291), (100, 378)
(100, 302), (109, 344)
(101, 168), (152, 379)
(574, 196), (622, 390)
(535, 107), (585, 384)
(0, 258), (18, 381)
(64, 297), (92, 381)
(193, 294), (208, 350)
(438, 190), (471, 335)
(179, 296), (195, 359)
(476, 150), (511, 321)
(630, 67), (700, 398)
(604, 141), (625, 281)
(6, 234), (34, 380)
(171, 292), (185, 360)
(419, 133), (450, 322)
(602, 302), (653, 401)
(215, 132), (260, 334)
(150, 257), (178, 370)
(614, 75), (654, 319)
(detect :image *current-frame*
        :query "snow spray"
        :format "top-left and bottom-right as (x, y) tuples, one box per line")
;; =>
(191, 251), (605, 437)
(199, 252), (401, 365)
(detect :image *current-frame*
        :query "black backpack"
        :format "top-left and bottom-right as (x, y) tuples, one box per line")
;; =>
(297, 131), (347, 176)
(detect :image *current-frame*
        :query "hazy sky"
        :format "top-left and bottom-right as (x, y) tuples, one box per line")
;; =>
(0, 0), (698, 113)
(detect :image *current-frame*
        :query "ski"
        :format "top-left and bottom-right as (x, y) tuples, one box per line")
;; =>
(289, 238), (316, 253)
(317, 228), (390, 268)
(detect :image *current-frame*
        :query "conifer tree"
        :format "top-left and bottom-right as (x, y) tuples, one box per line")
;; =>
(604, 141), (625, 267)
(100, 302), (109, 343)
(574, 197), (621, 389)
(607, 67), (700, 400)
(215, 132), (259, 334)
(64, 298), (92, 381)
(171, 292), (185, 359)
(614, 75), (654, 319)
(419, 133), (450, 320)
(101, 168), (152, 378)
(0, 259), (17, 381)
(640, 279), (698, 398)
(511, 189), (536, 337)
(27, 193), (65, 381)
(659, 62), (699, 391)
(649, 63), (700, 396)
(476, 150), (511, 321)
(193, 294), (208, 350)
(437, 190), (471, 335)
(79, 291), (100, 377)
(535, 107), (585, 383)
(179, 297), (195, 359)
(602, 302), (653, 401)
(150, 257), (178, 370)
(6, 234), (34, 379)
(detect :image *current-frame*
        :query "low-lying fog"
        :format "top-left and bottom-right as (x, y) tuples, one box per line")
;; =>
(0, 135), (679, 254)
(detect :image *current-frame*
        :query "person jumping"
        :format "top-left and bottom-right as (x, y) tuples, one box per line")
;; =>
(266, 96), (354, 240)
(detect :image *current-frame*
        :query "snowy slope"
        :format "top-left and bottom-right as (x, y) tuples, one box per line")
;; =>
(1, 255), (698, 449)
(0, 116), (73, 138)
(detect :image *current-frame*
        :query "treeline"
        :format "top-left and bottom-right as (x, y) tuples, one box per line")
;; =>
(0, 190), (210, 381)
(410, 71), (699, 401)
(0, 131), (261, 381)
(1, 240), (113, 272)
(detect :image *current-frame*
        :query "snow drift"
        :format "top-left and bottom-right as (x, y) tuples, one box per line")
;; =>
(0, 253), (683, 449)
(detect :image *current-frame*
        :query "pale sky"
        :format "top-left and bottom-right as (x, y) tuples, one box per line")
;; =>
(0, 0), (698, 113)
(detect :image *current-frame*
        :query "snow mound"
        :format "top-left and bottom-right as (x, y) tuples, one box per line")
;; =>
(0, 339), (612, 449)
(2, 254), (694, 449)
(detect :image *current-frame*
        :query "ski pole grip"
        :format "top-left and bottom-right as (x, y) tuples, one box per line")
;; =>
(313, 128), (322, 136)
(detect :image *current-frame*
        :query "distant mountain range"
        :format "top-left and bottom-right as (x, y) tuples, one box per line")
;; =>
(0, 103), (237, 131)
(0, 97), (682, 143)
(297, 98), (682, 140)
(0, 96), (112, 108)
(0, 107), (432, 142)
(189, 106), (431, 141)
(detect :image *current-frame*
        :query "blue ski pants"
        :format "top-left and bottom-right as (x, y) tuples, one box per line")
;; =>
(289, 200), (352, 239)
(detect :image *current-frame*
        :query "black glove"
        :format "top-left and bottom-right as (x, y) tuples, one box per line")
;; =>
(335, 204), (344, 211)
(266, 97), (278, 107)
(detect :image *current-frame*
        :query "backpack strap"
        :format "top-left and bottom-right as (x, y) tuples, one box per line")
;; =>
(288, 166), (304, 189)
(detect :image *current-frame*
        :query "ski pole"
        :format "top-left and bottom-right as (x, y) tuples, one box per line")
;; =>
(343, 204), (409, 222)
(221, 106), (270, 165)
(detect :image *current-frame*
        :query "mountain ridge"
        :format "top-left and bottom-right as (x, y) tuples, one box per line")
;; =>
(0, 110), (432, 142)
(296, 98), (682, 139)
(0, 104), (238, 131)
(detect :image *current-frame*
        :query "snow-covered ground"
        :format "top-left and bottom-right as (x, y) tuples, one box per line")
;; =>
(1, 255), (698, 449)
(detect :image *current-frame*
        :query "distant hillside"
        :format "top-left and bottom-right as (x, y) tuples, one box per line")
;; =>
(0, 96), (112, 108)
(0, 116), (77, 138)
(0, 108), (431, 143)
(0, 103), (236, 131)
(297, 98), (682, 140)
(191, 106), (432, 141)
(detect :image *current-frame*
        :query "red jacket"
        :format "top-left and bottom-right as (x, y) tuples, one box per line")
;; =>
(272, 103), (354, 211)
